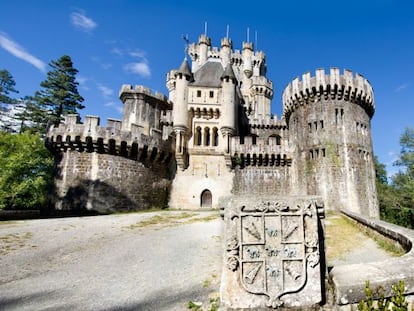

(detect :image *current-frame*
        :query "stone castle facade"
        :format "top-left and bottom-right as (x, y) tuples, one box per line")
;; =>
(45, 33), (379, 218)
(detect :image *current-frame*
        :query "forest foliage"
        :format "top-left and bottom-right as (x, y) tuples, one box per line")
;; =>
(0, 55), (84, 211)
(376, 127), (414, 228)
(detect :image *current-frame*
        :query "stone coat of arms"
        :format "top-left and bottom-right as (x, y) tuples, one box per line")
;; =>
(222, 196), (324, 309)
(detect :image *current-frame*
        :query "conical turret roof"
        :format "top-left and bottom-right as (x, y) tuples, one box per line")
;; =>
(221, 64), (236, 81)
(176, 58), (192, 77)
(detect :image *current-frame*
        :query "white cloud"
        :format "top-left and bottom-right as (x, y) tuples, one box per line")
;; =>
(394, 83), (409, 93)
(124, 62), (151, 78)
(70, 10), (97, 33)
(101, 63), (112, 70)
(108, 46), (151, 78)
(0, 32), (46, 72)
(97, 83), (114, 98)
(110, 47), (123, 56)
(129, 49), (147, 60)
(77, 75), (89, 90)
(104, 101), (123, 114)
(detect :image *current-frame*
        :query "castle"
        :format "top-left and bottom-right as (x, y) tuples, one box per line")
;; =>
(45, 33), (379, 218)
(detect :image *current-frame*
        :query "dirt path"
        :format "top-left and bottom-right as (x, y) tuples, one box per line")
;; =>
(0, 211), (400, 310)
(0, 211), (222, 311)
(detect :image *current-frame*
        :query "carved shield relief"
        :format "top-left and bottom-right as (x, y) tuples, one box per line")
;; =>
(225, 199), (322, 309)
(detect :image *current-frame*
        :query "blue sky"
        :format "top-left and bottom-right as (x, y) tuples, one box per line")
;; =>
(1, 0), (413, 176)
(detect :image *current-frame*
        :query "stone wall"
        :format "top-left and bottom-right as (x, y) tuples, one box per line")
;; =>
(232, 166), (292, 196)
(53, 150), (172, 214)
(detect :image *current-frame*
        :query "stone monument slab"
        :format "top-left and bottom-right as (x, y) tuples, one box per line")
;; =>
(221, 196), (324, 310)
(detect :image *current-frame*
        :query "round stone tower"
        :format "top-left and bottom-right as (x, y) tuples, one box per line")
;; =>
(282, 68), (378, 218)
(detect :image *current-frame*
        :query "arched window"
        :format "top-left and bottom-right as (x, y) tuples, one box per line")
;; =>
(204, 127), (210, 146)
(200, 189), (212, 207)
(212, 127), (219, 146)
(195, 126), (202, 146)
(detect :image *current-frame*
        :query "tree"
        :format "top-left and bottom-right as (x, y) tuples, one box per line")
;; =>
(394, 127), (414, 177)
(0, 69), (18, 106)
(0, 131), (53, 210)
(33, 55), (84, 126)
(0, 69), (19, 131)
(374, 156), (400, 223)
(378, 127), (414, 228)
(15, 96), (50, 135)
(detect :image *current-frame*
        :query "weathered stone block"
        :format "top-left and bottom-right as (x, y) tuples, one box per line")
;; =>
(221, 196), (324, 310)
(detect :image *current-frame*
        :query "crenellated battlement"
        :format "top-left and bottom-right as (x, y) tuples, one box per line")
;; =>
(250, 76), (273, 98)
(282, 68), (375, 120)
(45, 114), (173, 163)
(230, 136), (292, 167)
(119, 84), (169, 103)
(248, 115), (287, 128)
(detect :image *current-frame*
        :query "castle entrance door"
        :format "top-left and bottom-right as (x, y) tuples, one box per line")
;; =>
(201, 190), (212, 207)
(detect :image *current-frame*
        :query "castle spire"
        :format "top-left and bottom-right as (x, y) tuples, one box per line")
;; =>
(176, 58), (192, 78)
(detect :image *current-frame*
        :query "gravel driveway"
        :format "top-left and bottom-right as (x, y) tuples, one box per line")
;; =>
(0, 210), (397, 311)
(0, 211), (222, 311)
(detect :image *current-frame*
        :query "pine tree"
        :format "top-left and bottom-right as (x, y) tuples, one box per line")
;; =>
(34, 55), (84, 126)
(0, 69), (19, 131)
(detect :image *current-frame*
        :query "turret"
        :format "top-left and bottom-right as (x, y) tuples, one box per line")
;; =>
(198, 34), (211, 66)
(220, 64), (237, 153)
(250, 76), (273, 122)
(173, 59), (192, 130)
(220, 37), (232, 68)
(253, 51), (266, 76)
(242, 42), (253, 78)
(172, 59), (192, 168)
(282, 68), (378, 218)
(119, 84), (169, 135)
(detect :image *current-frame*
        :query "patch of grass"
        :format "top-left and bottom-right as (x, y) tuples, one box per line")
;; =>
(0, 220), (19, 226)
(203, 279), (211, 288)
(113, 207), (170, 216)
(207, 293), (220, 311)
(344, 216), (405, 257)
(186, 293), (220, 311)
(325, 213), (405, 264)
(187, 301), (202, 310)
(124, 212), (197, 230)
(124, 211), (220, 230)
(0, 232), (33, 255)
(197, 214), (220, 222)
(325, 213), (363, 263)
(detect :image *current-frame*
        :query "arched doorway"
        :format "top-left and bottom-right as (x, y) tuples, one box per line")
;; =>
(200, 189), (212, 207)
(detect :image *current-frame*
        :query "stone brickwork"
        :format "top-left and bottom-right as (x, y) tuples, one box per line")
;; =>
(284, 69), (378, 217)
(221, 196), (325, 310)
(52, 151), (171, 213)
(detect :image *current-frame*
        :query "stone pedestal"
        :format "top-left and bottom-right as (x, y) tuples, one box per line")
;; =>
(220, 196), (324, 310)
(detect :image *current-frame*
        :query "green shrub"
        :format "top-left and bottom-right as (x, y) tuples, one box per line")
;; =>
(358, 280), (408, 311)
(0, 131), (53, 210)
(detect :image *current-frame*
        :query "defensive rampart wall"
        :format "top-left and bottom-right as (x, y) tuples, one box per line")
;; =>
(283, 68), (375, 121)
(45, 114), (174, 214)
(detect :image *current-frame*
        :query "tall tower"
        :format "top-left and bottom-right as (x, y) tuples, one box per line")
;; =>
(220, 64), (237, 154)
(172, 59), (193, 168)
(283, 68), (378, 218)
